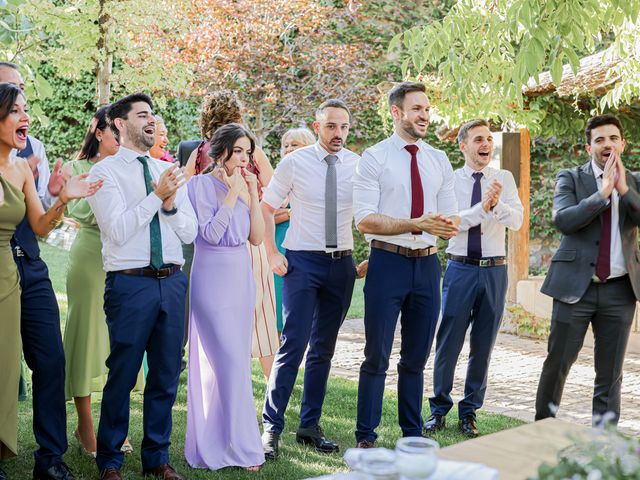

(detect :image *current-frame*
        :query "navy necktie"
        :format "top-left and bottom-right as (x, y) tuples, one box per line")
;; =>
(467, 172), (483, 258)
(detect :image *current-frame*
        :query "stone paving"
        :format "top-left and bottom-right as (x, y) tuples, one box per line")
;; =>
(331, 318), (640, 435)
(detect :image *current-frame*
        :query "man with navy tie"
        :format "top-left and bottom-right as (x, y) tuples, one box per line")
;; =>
(88, 93), (197, 480)
(353, 82), (459, 447)
(426, 119), (523, 437)
(535, 114), (640, 427)
(0, 62), (74, 480)
(261, 99), (359, 459)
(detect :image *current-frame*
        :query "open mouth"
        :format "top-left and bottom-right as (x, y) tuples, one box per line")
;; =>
(479, 151), (490, 158)
(143, 126), (155, 135)
(16, 126), (28, 142)
(602, 150), (612, 159)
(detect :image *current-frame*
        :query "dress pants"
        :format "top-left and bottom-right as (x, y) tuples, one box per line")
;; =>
(262, 250), (356, 433)
(535, 277), (636, 426)
(15, 253), (67, 471)
(429, 261), (508, 420)
(356, 249), (441, 443)
(96, 270), (187, 471)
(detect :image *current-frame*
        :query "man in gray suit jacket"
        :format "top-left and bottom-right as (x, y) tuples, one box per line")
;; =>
(536, 114), (640, 427)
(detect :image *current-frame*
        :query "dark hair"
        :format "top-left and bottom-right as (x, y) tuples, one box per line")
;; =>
(457, 119), (490, 144)
(388, 81), (427, 109)
(76, 106), (110, 160)
(585, 114), (624, 144)
(202, 123), (256, 174)
(0, 82), (23, 121)
(107, 92), (153, 136)
(315, 98), (352, 123)
(0, 62), (18, 71)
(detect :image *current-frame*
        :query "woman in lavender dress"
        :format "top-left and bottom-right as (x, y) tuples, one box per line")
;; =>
(185, 123), (265, 471)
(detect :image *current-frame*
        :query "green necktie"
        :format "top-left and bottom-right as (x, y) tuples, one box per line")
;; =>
(137, 155), (164, 270)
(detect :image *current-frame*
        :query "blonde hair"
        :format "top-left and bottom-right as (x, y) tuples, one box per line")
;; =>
(200, 90), (243, 140)
(280, 127), (315, 157)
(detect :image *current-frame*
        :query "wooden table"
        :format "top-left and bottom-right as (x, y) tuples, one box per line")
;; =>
(438, 418), (589, 480)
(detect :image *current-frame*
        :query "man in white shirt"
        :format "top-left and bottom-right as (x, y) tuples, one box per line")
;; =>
(353, 81), (460, 448)
(261, 99), (359, 459)
(87, 93), (196, 480)
(536, 114), (640, 427)
(426, 119), (523, 437)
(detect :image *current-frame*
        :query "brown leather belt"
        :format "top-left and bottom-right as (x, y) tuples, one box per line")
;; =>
(371, 239), (436, 258)
(309, 250), (353, 259)
(447, 254), (506, 267)
(115, 265), (181, 279)
(592, 274), (629, 284)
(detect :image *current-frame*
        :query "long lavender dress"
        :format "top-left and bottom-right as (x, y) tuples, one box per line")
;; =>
(185, 174), (265, 469)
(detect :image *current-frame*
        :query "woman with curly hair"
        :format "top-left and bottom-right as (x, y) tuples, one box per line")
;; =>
(184, 90), (279, 379)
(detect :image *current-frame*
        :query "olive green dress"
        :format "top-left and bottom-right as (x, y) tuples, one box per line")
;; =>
(0, 174), (25, 459)
(62, 160), (143, 399)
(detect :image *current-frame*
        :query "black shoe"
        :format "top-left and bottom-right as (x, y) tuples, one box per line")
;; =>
(459, 416), (479, 437)
(424, 414), (446, 435)
(0, 465), (7, 480)
(262, 431), (280, 460)
(296, 425), (339, 454)
(33, 463), (75, 480)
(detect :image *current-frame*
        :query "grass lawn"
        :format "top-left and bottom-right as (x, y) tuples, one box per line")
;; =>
(3, 243), (525, 479)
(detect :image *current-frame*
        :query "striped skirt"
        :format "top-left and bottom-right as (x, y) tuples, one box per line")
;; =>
(248, 242), (279, 358)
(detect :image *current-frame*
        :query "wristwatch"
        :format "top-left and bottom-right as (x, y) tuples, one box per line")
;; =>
(161, 205), (178, 216)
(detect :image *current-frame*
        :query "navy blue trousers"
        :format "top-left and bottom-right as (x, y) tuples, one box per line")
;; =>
(429, 261), (507, 419)
(356, 249), (441, 443)
(15, 254), (67, 471)
(96, 271), (187, 471)
(262, 250), (356, 433)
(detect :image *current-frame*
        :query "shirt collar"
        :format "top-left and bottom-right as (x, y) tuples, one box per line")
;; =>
(591, 159), (604, 178)
(314, 142), (344, 163)
(391, 132), (429, 154)
(462, 163), (491, 178)
(120, 145), (151, 164)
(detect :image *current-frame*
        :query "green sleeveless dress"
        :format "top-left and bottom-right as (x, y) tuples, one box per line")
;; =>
(0, 174), (25, 459)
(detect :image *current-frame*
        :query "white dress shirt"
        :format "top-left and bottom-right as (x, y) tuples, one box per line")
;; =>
(353, 133), (458, 248)
(446, 165), (524, 257)
(87, 146), (197, 272)
(592, 160), (626, 278)
(12, 136), (56, 208)
(262, 142), (358, 251)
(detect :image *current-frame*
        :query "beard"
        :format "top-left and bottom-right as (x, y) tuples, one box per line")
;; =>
(130, 127), (155, 150)
(400, 119), (427, 140)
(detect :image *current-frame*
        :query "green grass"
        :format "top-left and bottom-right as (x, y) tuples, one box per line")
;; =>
(3, 243), (524, 479)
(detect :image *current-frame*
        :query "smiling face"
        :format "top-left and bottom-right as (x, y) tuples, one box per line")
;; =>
(460, 125), (494, 171)
(392, 91), (430, 141)
(313, 107), (350, 154)
(154, 122), (168, 150)
(586, 124), (626, 170)
(221, 136), (252, 175)
(0, 93), (29, 151)
(282, 137), (306, 156)
(115, 101), (155, 151)
(96, 125), (119, 157)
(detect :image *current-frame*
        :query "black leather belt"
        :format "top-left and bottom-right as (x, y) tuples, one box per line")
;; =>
(115, 265), (181, 279)
(371, 239), (436, 258)
(309, 250), (352, 259)
(447, 254), (506, 267)
(592, 274), (629, 284)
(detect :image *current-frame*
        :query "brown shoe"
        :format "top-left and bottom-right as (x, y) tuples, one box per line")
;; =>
(142, 464), (184, 480)
(356, 440), (375, 449)
(100, 468), (122, 480)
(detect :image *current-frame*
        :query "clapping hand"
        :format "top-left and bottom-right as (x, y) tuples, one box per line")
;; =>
(414, 213), (459, 239)
(601, 153), (617, 199)
(154, 164), (185, 200)
(59, 173), (103, 203)
(47, 159), (67, 197)
(482, 180), (502, 212)
(612, 151), (629, 195)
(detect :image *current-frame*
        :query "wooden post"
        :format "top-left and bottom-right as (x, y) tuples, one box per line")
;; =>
(500, 129), (530, 302)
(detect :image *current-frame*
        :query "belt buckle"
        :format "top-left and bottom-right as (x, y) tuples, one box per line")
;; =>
(330, 251), (341, 260)
(406, 249), (419, 258)
(479, 259), (491, 267)
(14, 246), (24, 257)
(156, 269), (170, 279)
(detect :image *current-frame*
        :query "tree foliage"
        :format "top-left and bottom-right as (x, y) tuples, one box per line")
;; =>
(393, 0), (640, 136)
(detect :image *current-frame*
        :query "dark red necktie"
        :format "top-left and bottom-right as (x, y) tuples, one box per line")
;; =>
(596, 204), (611, 282)
(404, 144), (423, 234)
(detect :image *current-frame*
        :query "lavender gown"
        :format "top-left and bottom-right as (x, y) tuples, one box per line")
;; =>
(185, 174), (265, 469)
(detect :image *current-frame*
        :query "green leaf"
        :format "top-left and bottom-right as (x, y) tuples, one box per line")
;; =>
(551, 55), (563, 86)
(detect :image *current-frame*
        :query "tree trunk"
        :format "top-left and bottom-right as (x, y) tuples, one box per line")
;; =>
(96, 0), (114, 105)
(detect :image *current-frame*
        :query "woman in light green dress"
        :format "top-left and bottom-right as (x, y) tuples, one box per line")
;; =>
(62, 107), (140, 457)
(0, 83), (102, 479)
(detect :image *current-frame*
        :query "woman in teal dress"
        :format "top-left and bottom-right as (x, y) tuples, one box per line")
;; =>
(273, 128), (315, 331)
(61, 107), (141, 457)
(0, 83), (102, 479)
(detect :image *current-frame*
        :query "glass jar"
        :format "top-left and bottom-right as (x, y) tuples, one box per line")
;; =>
(355, 448), (399, 480)
(394, 437), (438, 479)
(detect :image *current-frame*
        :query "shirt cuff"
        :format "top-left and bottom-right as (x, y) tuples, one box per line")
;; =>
(262, 189), (285, 210)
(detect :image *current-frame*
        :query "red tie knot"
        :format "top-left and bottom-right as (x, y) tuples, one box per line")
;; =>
(404, 144), (419, 157)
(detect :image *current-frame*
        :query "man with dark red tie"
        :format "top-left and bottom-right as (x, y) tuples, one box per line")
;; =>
(426, 119), (523, 438)
(353, 82), (460, 447)
(535, 114), (640, 427)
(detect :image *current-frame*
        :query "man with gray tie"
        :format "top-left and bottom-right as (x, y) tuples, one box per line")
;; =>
(426, 119), (523, 437)
(261, 99), (358, 459)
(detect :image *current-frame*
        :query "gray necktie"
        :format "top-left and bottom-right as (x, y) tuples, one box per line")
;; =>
(324, 154), (338, 248)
